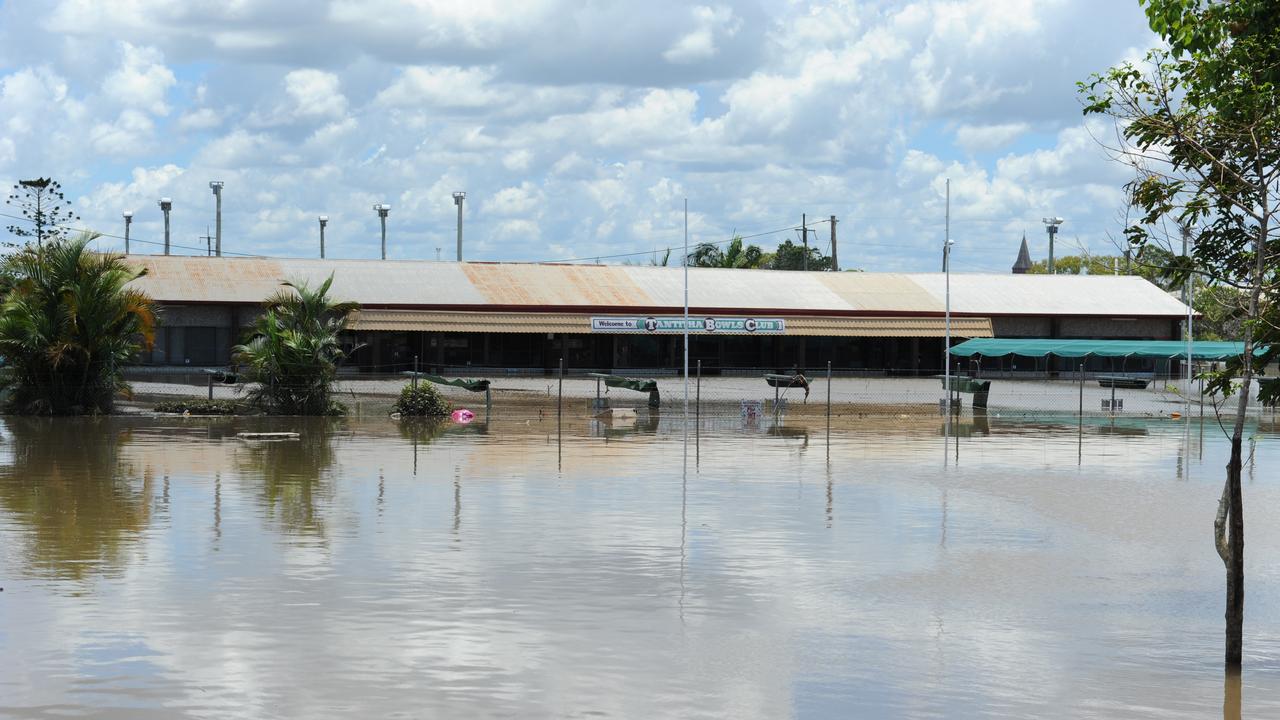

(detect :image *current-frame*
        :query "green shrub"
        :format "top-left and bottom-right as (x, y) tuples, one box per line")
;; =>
(154, 399), (241, 415)
(393, 383), (451, 417)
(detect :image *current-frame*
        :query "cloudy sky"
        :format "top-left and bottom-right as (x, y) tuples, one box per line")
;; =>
(0, 0), (1157, 271)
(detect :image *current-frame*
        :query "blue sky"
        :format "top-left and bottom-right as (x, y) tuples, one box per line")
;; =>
(0, 0), (1157, 271)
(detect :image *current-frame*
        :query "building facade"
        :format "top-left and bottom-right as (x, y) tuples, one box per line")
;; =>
(124, 257), (1190, 376)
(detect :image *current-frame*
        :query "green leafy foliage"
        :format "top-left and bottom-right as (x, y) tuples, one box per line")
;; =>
(686, 237), (766, 268)
(1082, 0), (1280, 667)
(153, 399), (241, 415)
(766, 239), (833, 271)
(5, 177), (80, 248)
(393, 382), (451, 417)
(0, 233), (156, 415)
(1080, 0), (1278, 405)
(233, 275), (359, 415)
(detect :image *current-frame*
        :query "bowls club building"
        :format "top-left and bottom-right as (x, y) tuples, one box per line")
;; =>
(123, 257), (1194, 376)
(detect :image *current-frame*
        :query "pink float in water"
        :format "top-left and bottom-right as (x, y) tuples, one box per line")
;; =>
(451, 409), (476, 424)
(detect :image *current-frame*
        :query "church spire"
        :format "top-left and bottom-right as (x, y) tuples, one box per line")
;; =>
(1012, 232), (1033, 274)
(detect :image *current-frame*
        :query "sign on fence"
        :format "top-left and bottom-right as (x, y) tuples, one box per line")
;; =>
(590, 316), (786, 334)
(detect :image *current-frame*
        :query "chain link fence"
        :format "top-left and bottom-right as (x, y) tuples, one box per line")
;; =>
(122, 360), (1277, 422)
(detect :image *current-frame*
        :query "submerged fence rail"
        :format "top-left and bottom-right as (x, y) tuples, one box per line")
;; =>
(121, 361), (1277, 421)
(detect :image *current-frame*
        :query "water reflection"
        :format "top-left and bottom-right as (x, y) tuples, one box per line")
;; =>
(1224, 669), (1242, 720)
(1, 416), (1279, 718)
(0, 418), (155, 580)
(236, 418), (340, 536)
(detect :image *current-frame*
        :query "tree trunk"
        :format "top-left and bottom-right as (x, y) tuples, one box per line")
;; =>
(1225, 433), (1245, 667)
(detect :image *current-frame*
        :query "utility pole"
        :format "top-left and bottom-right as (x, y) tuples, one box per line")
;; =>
(200, 226), (213, 256)
(802, 213), (808, 271)
(453, 191), (466, 261)
(830, 215), (838, 271)
(209, 181), (224, 257)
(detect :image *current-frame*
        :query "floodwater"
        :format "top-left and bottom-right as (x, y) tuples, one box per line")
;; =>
(1, 412), (1279, 719)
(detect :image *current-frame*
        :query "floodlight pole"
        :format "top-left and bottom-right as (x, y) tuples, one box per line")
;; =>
(122, 211), (133, 255)
(158, 198), (173, 255)
(318, 215), (328, 259)
(453, 191), (466, 262)
(1042, 216), (1064, 274)
(944, 179), (953, 447)
(209, 181), (224, 256)
(373, 203), (390, 259)
(683, 198), (690, 425)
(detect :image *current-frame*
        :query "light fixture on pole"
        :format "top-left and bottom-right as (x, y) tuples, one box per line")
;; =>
(158, 198), (173, 255)
(1041, 216), (1064, 274)
(373, 203), (390, 259)
(318, 215), (328, 259)
(452, 191), (466, 262)
(209, 181), (224, 257)
(122, 211), (133, 255)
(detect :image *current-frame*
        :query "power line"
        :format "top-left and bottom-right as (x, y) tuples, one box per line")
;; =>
(0, 212), (265, 257)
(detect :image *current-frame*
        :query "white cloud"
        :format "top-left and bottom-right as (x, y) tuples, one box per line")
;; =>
(1, 0), (1160, 267)
(955, 122), (1029, 153)
(89, 109), (155, 155)
(663, 5), (741, 64)
(101, 42), (175, 116)
(283, 69), (347, 119)
(177, 107), (223, 132)
(485, 182), (542, 216)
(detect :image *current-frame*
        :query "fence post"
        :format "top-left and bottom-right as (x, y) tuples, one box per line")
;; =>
(696, 359), (701, 420)
(826, 360), (832, 422)
(413, 355), (418, 390)
(207, 372), (214, 401)
(558, 357), (564, 422)
(1078, 363), (1084, 418)
(485, 387), (492, 420)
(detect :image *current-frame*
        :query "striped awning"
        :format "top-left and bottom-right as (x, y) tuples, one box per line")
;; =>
(350, 310), (993, 338)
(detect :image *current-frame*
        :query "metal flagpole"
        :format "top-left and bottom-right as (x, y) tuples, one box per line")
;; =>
(684, 199), (690, 427)
(944, 179), (952, 459)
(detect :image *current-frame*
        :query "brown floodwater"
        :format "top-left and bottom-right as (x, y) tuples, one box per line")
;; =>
(1, 412), (1279, 719)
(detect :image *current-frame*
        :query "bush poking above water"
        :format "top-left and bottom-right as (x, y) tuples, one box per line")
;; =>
(393, 383), (451, 417)
(154, 399), (241, 415)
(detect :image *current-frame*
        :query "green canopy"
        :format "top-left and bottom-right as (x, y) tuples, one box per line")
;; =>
(949, 338), (1257, 360)
(415, 374), (490, 392)
(588, 373), (658, 393)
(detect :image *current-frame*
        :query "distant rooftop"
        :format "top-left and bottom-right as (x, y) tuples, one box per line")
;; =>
(123, 256), (1192, 318)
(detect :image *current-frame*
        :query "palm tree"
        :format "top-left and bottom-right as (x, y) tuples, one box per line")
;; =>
(686, 237), (765, 268)
(0, 233), (156, 414)
(233, 275), (359, 415)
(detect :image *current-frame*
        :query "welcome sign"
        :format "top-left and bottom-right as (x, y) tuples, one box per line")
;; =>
(590, 316), (786, 334)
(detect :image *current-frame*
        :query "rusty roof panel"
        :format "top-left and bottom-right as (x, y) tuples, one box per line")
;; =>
(123, 256), (1191, 318)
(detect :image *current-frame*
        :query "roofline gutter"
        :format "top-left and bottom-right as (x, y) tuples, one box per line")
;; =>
(149, 299), (1197, 320)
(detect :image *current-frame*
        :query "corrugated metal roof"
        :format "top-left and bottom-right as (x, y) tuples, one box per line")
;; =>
(123, 256), (1190, 318)
(350, 310), (994, 337)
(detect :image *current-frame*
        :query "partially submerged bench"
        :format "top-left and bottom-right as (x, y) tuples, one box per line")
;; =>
(763, 373), (810, 404)
(937, 375), (992, 409)
(588, 373), (660, 408)
(1097, 374), (1152, 390)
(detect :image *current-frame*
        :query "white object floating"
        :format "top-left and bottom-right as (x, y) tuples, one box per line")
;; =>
(236, 432), (300, 441)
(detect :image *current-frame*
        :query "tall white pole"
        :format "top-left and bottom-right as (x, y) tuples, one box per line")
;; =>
(683, 198), (690, 424)
(944, 179), (952, 448)
(1183, 225), (1194, 399)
